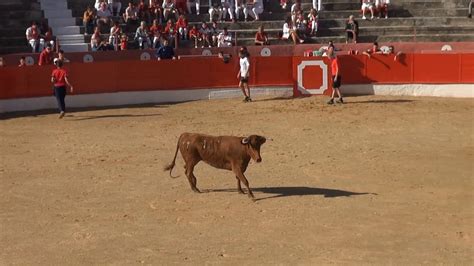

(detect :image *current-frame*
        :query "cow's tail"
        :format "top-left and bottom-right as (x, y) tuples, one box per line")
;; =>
(164, 135), (181, 178)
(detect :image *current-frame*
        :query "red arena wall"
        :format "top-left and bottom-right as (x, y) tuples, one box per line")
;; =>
(0, 53), (473, 102)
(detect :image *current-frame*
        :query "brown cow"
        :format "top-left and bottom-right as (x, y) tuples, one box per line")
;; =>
(164, 133), (267, 200)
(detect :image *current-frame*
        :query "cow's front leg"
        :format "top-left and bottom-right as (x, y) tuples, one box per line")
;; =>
(235, 176), (245, 194)
(232, 167), (255, 201)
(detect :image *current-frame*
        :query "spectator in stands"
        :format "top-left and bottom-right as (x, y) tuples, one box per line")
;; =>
(0, 57), (5, 67)
(209, 0), (224, 22)
(109, 21), (122, 50)
(217, 27), (233, 47)
(83, 6), (96, 35)
(189, 25), (202, 48)
(108, 0), (122, 16)
(96, 2), (113, 29)
(135, 21), (152, 49)
(51, 59), (74, 119)
(361, 0), (375, 20)
(254, 25), (269, 45)
(210, 21), (220, 46)
(156, 39), (176, 60)
(308, 8), (318, 35)
(312, 0), (322, 12)
(345, 15), (359, 43)
(235, 0), (246, 21)
(176, 15), (189, 40)
(164, 19), (177, 47)
(94, 0), (103, 10)
(120, 34), (129, 50)
(468, 0), (473, 18)
(247, 0), (264, 21)
(295, 13), (309, 40)
(199, 21), (212, 47)
(124, 2), (140, 27)
(138, 0), (151, 23)
(187, 0), (200, 15)
(282, 17), (304, 44)
(150, 19), (163, 48)
(97, 40), (115, 51)
(26, 21), (45, 53)
(41, 20), (55, 49)
(90, 27), (102, 51)
(38, 44), (54, 66)
(376, 0), (389, 19)
(162, 0), (178, 21)
(18, 57), (27, 67)
(56, 49), (70, 63)
(280, 0), (288, 10)
(363, 42), (382, 57)
(221, 0), (235, 22)
(149, 0), (163, 23)
(291, 0), (302, 23)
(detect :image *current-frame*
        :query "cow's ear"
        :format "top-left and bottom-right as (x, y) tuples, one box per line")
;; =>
(241, 137), (249, 145)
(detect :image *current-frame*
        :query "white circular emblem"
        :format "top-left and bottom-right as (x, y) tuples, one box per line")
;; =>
(140, 52), (151, 61)
(260, 47), (271, 57)
(201, 49), (212, 56)
(25, 56), (35, 66)
(83, 54), (94, 63)
(441, 45), (452, 51)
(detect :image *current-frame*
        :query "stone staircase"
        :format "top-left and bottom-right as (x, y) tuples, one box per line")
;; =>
(38, 0), (88, 52)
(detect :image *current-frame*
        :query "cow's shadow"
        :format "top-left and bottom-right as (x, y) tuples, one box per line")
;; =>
(206, 186), (376, 201)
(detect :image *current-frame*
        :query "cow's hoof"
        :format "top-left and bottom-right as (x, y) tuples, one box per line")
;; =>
(192, 188), (201, 193)
(238, 190), (245, 194)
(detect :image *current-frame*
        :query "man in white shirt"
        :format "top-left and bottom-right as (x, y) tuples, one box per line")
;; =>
(237, 47), (251, 102)
(217, 27), (233, 47)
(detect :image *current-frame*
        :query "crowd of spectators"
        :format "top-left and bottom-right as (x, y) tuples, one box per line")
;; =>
(21, 0), (399, 57)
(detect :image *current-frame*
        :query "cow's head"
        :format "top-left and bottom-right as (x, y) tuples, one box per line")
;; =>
(241, 135), (266, 163)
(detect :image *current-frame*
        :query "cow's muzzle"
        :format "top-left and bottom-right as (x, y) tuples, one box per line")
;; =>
(256, 158), (262, 163)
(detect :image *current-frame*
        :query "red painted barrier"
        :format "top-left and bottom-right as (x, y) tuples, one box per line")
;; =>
(0, 53), (472, 100)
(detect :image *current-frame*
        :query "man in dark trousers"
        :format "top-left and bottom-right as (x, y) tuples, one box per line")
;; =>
(156, 39), (176, 60)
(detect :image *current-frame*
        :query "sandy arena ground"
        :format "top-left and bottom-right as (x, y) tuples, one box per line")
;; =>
(0, 95), (473, 265)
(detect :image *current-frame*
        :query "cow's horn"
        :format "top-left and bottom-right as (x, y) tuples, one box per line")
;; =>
(241, 137), (249, 144)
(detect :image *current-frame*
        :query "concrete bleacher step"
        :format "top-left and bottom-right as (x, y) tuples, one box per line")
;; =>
(59, 43), (89, 52)
(56, 34), (85, 44)
(43, 9), (73, 19)
(47, 17), (77, 28)
(55, 26), (81, 35)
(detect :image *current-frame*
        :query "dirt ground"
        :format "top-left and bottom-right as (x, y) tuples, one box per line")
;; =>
(1, 95), (473, 265)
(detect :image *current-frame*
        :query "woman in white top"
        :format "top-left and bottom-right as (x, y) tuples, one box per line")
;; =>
(282, 17), (303, 44)
(237, 47), (252, 102)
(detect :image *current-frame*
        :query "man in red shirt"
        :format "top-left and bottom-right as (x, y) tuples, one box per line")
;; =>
(38, 44), (53, 66)
(51, 59), (74, 118)
(327, 46), (343, 104)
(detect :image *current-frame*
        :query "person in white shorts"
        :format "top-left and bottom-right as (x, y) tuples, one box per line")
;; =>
(221, 0), (236, 22)
(245, 0), (263, 21)
(361, 0), (375, 20)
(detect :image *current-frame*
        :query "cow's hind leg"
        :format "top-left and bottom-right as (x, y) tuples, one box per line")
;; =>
(235, 176), (245, 194)
(185, 161), (201, 193)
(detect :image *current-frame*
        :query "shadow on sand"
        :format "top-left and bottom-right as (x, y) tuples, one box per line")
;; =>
(69, 113), (162, 121)
(346, 99), (414, 104)
(207, 186), (377, 201)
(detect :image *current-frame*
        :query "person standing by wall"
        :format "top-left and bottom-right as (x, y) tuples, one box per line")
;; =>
(237, 47), (252, 102)
(327, 46), (343, 104)
(51, 59), (74, 119)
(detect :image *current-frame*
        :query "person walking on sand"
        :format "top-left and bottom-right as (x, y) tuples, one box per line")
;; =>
(51, 59), (74, 118)
(327, 46), (343, 105)
(237, 47), (251, 102)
